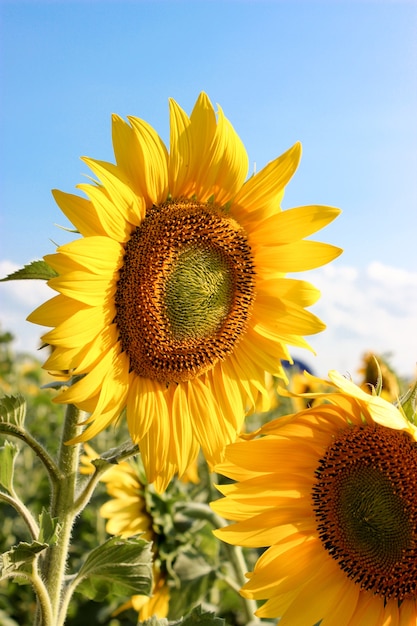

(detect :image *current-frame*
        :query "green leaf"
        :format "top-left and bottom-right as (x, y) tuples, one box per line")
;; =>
(0, 260), (57, 282)
(73, 536), (153, 602)
(38, 509), (61, 545)
(0, 441), (19, 492)
(0, 395), (26, 427)
(180, 606), (226, 626)
(153, 605), (225, 626)
(0, 541), (48, 578)
(398, 381), (417, 426)
(168, 552), (217, 620)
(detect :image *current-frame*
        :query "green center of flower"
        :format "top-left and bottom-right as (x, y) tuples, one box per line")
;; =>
(312, 424), (417, 601)
(165, 247), (233, 341)
(114, 200), (255, 384)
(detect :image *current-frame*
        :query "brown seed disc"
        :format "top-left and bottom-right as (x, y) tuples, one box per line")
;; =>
(114, 200), (255, 383)
(312, 424), (417, 600)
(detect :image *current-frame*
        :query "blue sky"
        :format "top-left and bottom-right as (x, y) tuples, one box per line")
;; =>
(1, 0), (416, 379)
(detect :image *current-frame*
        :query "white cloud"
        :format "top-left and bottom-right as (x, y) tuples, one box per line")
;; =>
(292, 261), (417, 381)
(1, 258), (416, 383)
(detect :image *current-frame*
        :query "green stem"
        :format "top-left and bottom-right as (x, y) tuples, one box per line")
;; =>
(0, 422), (61, 486)
(3, 567), (53, 626)
(0, 490), (39, 539)
(73, 441), (140, 515)
(38, 403), (84, 626)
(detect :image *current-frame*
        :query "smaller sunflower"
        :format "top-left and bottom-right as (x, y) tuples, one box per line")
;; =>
(358, 351), (401, 402)
(211, 371), (417, 625)
(99, 460), (170, 622)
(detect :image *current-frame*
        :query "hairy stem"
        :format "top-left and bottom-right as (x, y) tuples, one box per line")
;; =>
(5, 567), (53, 626)
(38, 403), (84, 626)
(0, 490), (39, 539)
(0, 422), (61, 487)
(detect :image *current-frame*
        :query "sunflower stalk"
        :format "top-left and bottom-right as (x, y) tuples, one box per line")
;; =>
(73, 440), (140, 515)
(36, 403), (84, 626)
(0, 490), (39, 540)
(0, 420), (61, 488)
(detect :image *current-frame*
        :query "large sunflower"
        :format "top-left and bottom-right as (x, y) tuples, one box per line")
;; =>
(28, 93), (341, 491)
(212, 371), (417, 625)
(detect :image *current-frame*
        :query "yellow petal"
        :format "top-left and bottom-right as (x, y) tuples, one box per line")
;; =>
(188, 376), (235, 465)
(278, 559), (349, 626)
(250, 205), (341, 245)
(184, 92), (218, 200)
(234, 142), (301, 218)
(171, 383), (200, 476)
(27, 294), (80, 327)
(255, 240), (343, 273)
(81, 157), (145, 225)
(128, 116), (169, 205)
(56, 236), (124, 274)
(47, 271), (115, 306)
(41, 303), (114, 348)
(208, 105), (249, 205)
(346, 593), (385, 626)
(52, 189), (106, 237)
(257, 277), (321, 307)
(168, 98), (193, 197)
(76, 182), (133, 242)
(328, 370), (417, 438)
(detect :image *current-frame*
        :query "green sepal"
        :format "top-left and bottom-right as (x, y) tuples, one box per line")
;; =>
(0, 541), (48, 579)
(0, 260), (57, 282)
(38, 509), (61, 545)
(0, 394), (26, 427)
(0, 441), (19, 492)
(398, 380), (417, 426)
(73, 536), (153, 602)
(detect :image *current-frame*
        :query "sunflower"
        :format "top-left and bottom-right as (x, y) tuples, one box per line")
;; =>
(212, 370), (417, 625)
(28, 92), (342, 491)
(99, 460), (170, 621)
(358, 351), (401, 402)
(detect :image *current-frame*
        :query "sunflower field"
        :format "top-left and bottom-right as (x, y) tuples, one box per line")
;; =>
(1, 93), (416, 626)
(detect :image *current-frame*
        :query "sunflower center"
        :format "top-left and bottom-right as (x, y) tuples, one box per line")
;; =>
(165, 246), (233, 341)
(114, 200), (255, 384)
(312, 424), (417, 600)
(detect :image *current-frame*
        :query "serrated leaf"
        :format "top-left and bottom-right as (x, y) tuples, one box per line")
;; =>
(170, 605), (226, 626)
(0, 260), (57, 282)
(169, 553), (217, 620)
(0, 395), (26, 427)
(0, 541), (48, 578)
(0, 441), (19, 492)
(38, 509), (61, 545)
(181, 605), (226, 626)
(73, 536), (153, 602)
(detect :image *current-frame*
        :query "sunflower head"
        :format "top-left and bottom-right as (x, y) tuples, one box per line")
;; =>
(28, 92), (342, 491)
(212, 371), (417, 624)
